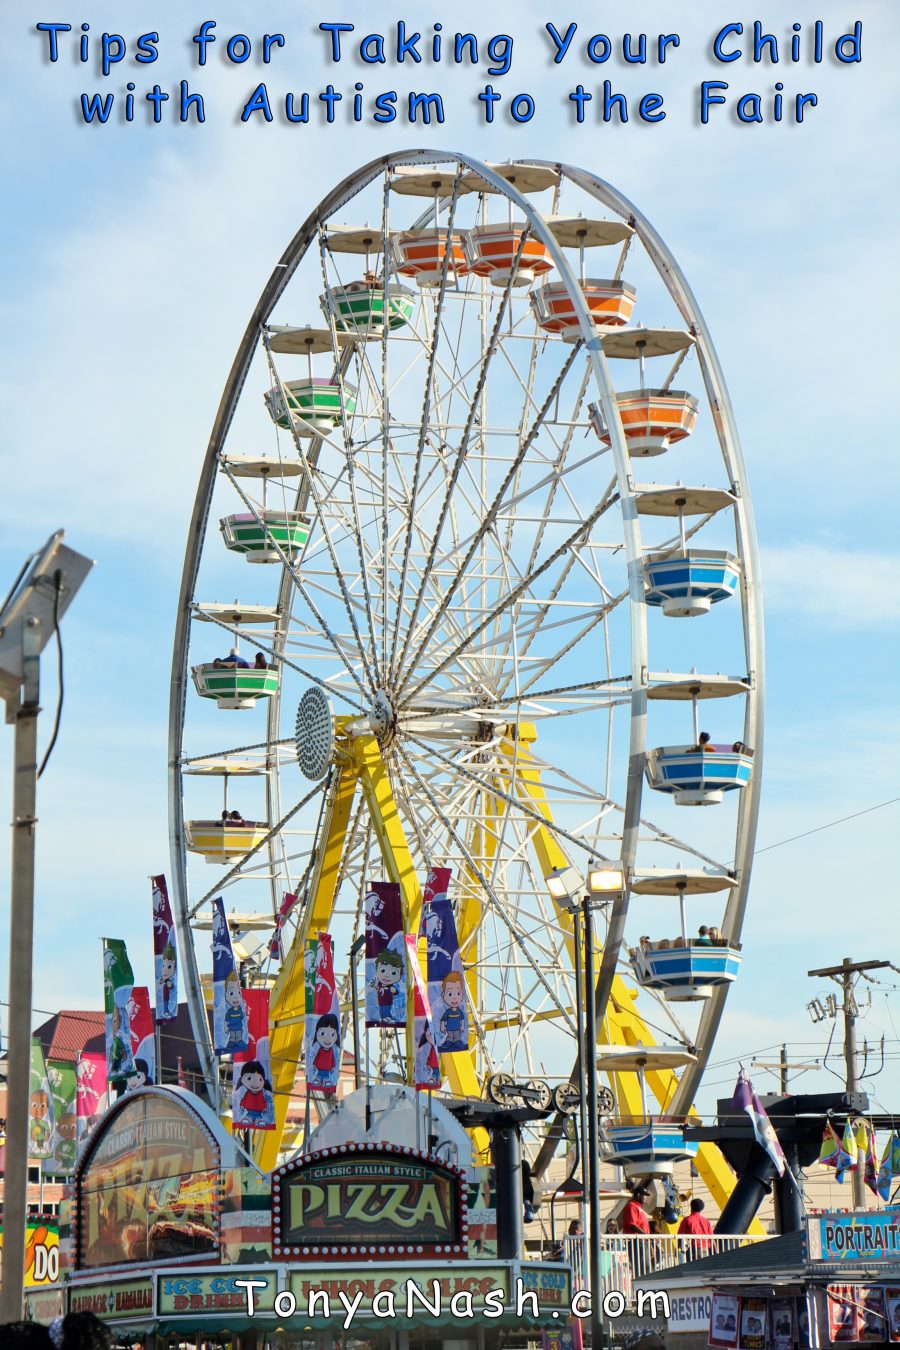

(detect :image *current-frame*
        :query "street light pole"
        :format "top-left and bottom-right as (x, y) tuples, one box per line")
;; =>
(572, 893), (589, 1281)
(0, 626), (40, 1324)
(0, 534), (92, 1323)
(582, 895), (604, 1349)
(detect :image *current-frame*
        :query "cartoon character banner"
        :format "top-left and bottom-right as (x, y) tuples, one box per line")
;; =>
(232, 988), (275, 1130)
(102, 938), (135, 1083)
(305, 932), (341, 1093)
(406, 934), (441, 1090)
(422, 867), (468, 1055)
(76, 1053), (107, 1148)
(46, 1059), (78, 1174)
(365, 881), (406, 1028)
(269, 891), (297, 960)
(151, 874), (178, 1022)
(211, 897), (248, 1054)
(126, 986), (156, 1090)
(28, 1039), (55, 1160)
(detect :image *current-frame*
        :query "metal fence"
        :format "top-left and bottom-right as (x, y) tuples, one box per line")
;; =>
(562, 1233), (767, 1308)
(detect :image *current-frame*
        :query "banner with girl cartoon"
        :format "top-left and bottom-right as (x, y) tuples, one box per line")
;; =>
(364, 881), (407, 1028)
(422, 867), (469, 1055)
(211, 897), (248, 1055)
(305, 932), (342, 1093)
(406, 935), (441, 1091)
(233, 988), (275, 1129)
(151, 874), (178, 1022)
(102, 937), (136, 1083)
(76, 1052), (107, 1148)
(126, 986), (156, 1091)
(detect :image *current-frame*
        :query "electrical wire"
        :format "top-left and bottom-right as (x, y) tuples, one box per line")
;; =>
(755, 797), (900, 855)
(37, 569), (63, 779)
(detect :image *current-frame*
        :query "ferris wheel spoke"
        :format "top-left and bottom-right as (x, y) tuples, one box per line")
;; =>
(263, 338), (379, 694)
(391, 232), (530, 687)
(402, 731), (614, 862)
(395, 343), (583, 691)
(387, 177), (464, 685)
(318, 235), (384, 689)
(395, 744), (577, 1036)
(399, 490), (620, 709)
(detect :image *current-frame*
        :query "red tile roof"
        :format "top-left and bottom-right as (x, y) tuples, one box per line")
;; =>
(34, 1010), (105, 1063)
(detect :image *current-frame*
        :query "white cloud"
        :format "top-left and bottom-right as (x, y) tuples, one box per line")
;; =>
(763, 543), (900, 627)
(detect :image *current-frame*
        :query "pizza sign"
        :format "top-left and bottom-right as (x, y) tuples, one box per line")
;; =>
(273, 1143), (467, 1260)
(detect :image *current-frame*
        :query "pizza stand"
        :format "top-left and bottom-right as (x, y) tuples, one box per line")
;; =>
(50, 1085), (574, 1348)
(634, 1211), (900, 1350)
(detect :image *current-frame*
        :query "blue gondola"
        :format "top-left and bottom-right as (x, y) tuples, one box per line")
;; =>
(604, 1121), (699, 1172)
(631, 944), (742, 1002)
(644, 548), (741, 617)
(645, 744), (754, 805)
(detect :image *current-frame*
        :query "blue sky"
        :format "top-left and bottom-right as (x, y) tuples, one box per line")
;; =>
(2, 0), (899, 1117)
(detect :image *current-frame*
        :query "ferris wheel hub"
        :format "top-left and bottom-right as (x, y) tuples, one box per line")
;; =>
(368, 689), (396, 744)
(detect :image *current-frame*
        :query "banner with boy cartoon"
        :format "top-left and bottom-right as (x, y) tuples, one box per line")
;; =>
(406, 935), (441, 1091)
(233, 988), (275, 1129)
(28, 1039), (55, 1160)
(76, 1052), (107, 1148)
(126, 986), (156, 1090)
(422, 867), (469, 1055)
(211, 897), (248, 1055)
(151, 874), (178, 1021)
(305, 932), (341, 1093)
(364, 881), (407, 1028)
(46, 1059), (78, 1174)
(102, 937), (136, 1083)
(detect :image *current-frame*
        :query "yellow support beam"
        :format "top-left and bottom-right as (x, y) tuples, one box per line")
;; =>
(255, 752), (359, 1170)
(496, 725), (761, 1229)
(352, 734), (491, 1160)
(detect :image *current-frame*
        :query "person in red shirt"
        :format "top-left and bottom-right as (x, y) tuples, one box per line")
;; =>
(678, 1197), (714, 1244)
(621, 1187), (650, 1234)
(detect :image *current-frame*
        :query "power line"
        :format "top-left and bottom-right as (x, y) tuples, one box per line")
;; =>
(755, 797), (900, 855)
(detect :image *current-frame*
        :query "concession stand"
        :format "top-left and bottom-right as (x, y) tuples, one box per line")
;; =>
(635, 1210), (900, 1350)
(53, 1084), (575, 1348)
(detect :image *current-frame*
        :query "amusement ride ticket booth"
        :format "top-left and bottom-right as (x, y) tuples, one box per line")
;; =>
(58, 1083), (574, 1348)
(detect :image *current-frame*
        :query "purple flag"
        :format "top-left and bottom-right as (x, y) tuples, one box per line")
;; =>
(364, 882), (406, 1028)
(731, 1069), (786, 1177)
(152, 875), (178, 1022)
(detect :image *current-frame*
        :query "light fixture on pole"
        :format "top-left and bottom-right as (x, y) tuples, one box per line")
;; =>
(546, 864), (584, 905)
(588, 860), (626, 897)
(0, 531), (92, 1323)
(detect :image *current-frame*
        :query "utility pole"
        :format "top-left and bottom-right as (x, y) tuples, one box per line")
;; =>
(0, 534), (92, 1323)
(752, 1044), (819, 1094)
(807, 957), (891, 1211)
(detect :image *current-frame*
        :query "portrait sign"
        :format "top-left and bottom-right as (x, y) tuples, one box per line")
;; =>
(272, 1142), (466, 1260)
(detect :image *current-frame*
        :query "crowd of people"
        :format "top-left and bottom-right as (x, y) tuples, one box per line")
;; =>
(2, 1312), (110, 1350)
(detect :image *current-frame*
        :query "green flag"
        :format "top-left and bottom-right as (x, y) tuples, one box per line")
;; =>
(28, 1039), (55, 1160)
(46, 1059), (78, 1174)
(102, 937), (135, 1082)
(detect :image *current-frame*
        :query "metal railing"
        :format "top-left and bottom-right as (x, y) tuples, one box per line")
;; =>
(562, 1232), (767, 1308)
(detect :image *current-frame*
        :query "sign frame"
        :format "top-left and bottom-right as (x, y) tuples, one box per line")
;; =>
(272, 1141), (468, 1261)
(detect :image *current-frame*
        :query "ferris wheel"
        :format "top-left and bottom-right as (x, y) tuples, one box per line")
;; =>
(167, 151), (763, 1198)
